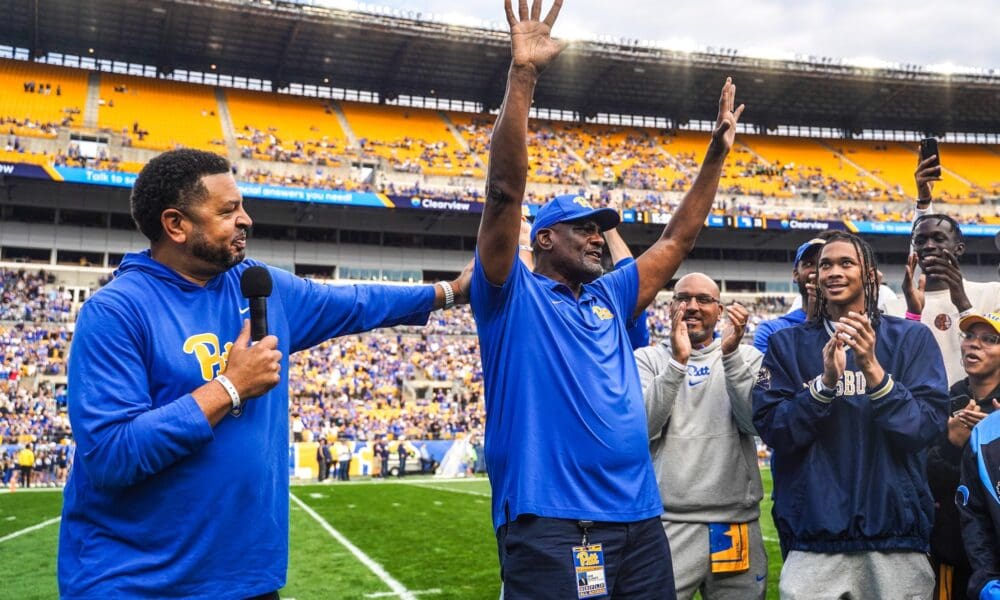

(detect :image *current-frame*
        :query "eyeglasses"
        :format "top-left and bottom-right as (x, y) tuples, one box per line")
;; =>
(961, 331), (1000, 346)
(672, 294), (720, 306)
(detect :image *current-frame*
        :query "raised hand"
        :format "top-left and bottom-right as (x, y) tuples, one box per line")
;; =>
(720, 302), (749, 355)
(902, 252), (925, 314)
(504, 0), (567, 75)
(518, 215), (532, 247)
(670, 301), (692, 364)
(923, 247), (971, 312)
(223, 320), (283, 400)
(451, 259), (475, 306)
(914, 154), (940, 203)
(710, 77), (745, 154)
(835, 311), (885, 387)
(804, 272), (820, 321)
(821, 335), (846, 390)
(946, 399), (976, 447)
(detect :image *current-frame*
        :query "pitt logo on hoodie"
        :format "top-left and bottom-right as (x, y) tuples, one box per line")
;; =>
(183, 333), (233, 381)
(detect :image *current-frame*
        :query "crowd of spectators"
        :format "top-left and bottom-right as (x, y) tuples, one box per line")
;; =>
(0, 269), (75, 323)
(235, 124), (346, 166)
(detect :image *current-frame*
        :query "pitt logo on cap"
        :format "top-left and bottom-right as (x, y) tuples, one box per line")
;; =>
(592, 306), (613, 321)
(573, 196), (591, 208)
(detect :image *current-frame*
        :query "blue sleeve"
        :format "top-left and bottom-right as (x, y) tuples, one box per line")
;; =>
(752, 333), (836, 452)
(958, 426), (1000, 600)
(470, 249), (522, 324)
(869, 325), (949, 452)
(626, 313), (650, 350)
(273, 267), (436, 353)
(752, 320), (776, 354)
(68, 301), (214, 490)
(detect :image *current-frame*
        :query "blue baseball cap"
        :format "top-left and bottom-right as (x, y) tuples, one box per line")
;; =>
(530, 195), (620, 243)
(794, 238), (825, 267)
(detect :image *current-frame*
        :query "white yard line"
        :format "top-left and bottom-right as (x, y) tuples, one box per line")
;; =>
(0, 517), (60, 543)
(292, 476), (486, 488)
(364, 589), (442, 598)
(407, 482), (491, 498)
(290, 493), (417, 600)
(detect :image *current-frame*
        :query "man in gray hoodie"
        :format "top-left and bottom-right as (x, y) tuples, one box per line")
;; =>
(635, 272), (767, 600)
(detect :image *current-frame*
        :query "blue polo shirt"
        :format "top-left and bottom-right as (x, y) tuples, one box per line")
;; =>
(472, 252), (663, 531)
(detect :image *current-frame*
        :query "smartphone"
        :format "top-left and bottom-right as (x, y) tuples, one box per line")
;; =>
(950, 393), (971, 417)
(920, 138), (940, 166)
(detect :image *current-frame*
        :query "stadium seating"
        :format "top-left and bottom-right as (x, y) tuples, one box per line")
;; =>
(227, 89), (347, 165)
(0, 58), (87, 138)
(938, 143), (1000, 198)
(829, 140), (974, 203)
(342, 103), (483, 178)
(97, 74), (224, 151)
(1, 57), (999, 215)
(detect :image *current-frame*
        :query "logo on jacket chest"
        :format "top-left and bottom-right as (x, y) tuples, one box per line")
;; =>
(183, 333), (233, 381)
(687, 364), (711, 387)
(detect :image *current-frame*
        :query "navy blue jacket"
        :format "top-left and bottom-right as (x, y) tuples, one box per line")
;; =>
(958, 412), (1000, 600)
(753, 316), (949, 555)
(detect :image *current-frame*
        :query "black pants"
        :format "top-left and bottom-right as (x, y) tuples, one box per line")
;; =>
(19, 466), (31, 488)
(496, 515), (676, 599)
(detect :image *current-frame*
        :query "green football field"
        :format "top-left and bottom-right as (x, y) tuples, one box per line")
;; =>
(0, 471), (781, 599)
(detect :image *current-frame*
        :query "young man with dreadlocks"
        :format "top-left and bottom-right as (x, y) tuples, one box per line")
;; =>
(905, 213), (1000, 386)
(753, 231), (949, 599)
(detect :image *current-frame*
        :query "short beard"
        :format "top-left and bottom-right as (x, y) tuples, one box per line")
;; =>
(190, 229), (243, 271)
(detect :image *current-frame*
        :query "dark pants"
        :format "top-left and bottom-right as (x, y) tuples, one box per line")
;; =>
(381, 457), (390, 477)
(496, 515), (676, 599)
(339, 459), (350, 481)
(398, 456), (407, 477)
(317, 460), (329, 482)
(19, 466), (31, 488)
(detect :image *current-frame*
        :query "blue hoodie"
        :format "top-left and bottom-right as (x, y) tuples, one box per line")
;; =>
(752, 315), (948, 555)
(58, 251), (434, 599)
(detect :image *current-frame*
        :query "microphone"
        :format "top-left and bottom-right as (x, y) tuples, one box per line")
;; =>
(240, 266), (272, 342)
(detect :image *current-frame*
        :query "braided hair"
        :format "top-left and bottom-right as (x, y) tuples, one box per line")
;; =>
(810, 231), (882, 328)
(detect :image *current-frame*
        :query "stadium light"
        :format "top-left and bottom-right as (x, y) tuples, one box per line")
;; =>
(744, 46), (795, 62)
(437, 12), (483, 28)
(312, 0), (358, 10)
(926, 62), (983, 76)
(846, 56), (894, 71)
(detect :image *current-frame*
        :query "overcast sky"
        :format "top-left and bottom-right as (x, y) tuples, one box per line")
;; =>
(330, 0), (997, 72)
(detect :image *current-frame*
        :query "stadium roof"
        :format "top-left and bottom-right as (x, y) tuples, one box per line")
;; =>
(3, 0), (1000, 135)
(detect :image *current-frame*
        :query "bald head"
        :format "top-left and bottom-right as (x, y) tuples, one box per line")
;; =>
(675, 273), (720, 298)
(671, 273), (723, 346)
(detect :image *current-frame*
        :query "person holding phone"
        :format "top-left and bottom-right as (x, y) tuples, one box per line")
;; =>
(753, 231), (948, 598)
(905, 211), (1000, 385)
(928, 311), (1000, 599)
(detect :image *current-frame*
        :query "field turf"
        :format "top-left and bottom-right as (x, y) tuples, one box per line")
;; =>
(0, 470), (781, 599)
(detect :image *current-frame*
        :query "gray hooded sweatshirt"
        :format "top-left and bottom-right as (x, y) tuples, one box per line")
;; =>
(635, 337), (764, 523)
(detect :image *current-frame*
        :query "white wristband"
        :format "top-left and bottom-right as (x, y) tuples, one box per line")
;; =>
(957, 308), (976, 320)
(215, 374), (241, 415)
(438, 281), (455, 310)
(518, 244), (533, 253)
